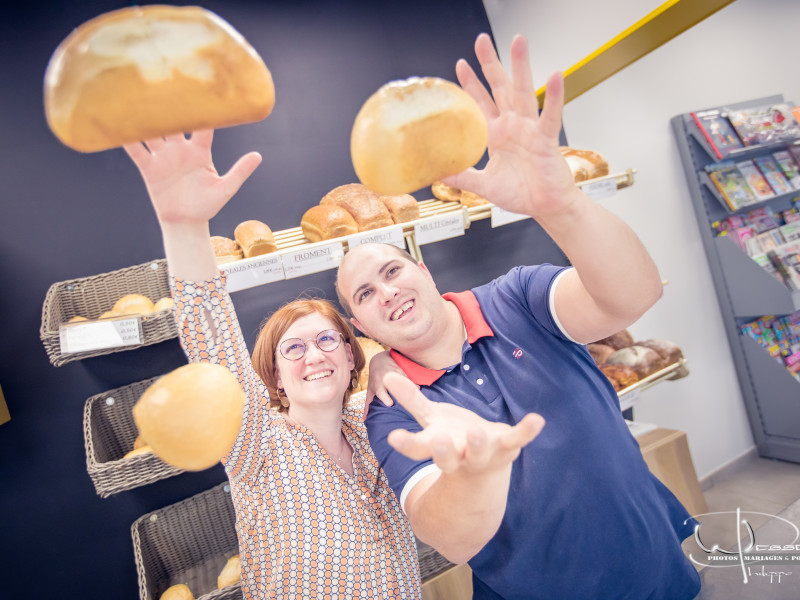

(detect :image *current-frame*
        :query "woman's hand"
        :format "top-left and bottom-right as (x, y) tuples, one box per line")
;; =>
(363, 350), (417, 418)
(124, 130), (262, 226)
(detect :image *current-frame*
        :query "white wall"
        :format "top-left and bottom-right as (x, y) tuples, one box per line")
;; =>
(483, 0), (800, 479)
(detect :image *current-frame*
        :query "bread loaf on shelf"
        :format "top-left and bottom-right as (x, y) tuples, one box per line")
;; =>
(320, 183), (394, 231)
(635, 339), (684, 366)
(234, 219), (277, 257)
(600, 364), (638, 391)
(301, 205), (359, 242)
(606, 346), (666, 379)
(211, 236), (243, 264)
(44, 5), (275, 152)
(379, 194), (419, 224)
(586, 343), (615, 365)
(595, 329), (634, 351)
(559, 147), (609, 182)
(354, 337), (388, 393)
(431, 181), (489, 207)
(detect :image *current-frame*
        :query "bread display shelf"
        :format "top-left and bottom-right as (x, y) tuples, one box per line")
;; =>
(617, 359), (690, 412)
(230, 169), (636, 263)
(40, 259), (177, 367)
(132, 481), (455, 600)
(84, 376), (183, 498)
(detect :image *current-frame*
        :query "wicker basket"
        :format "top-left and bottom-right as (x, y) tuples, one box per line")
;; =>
(40, 259), (178, 366)
(416, 539), (456, 582)
(84, 376), (184, 498)
(132, 482), (242, 600)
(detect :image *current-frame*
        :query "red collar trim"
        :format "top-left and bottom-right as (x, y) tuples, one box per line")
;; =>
(389, 291), (494, 386)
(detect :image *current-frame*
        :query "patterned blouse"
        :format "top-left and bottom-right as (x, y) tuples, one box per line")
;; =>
(172, 273), (421, 599)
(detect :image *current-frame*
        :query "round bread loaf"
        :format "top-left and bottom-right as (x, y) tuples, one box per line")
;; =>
(154, 297), (175, 312)
(160, 584), (194, 600)
(113, 293), (155, 315)
(44, 5), (275, 152)
(132, 363), (245, 471)
(211, 236), (243, 264)
(234, 220), (277, 258)
(217, 555), (242, 588)
(351, 77), (487, 195)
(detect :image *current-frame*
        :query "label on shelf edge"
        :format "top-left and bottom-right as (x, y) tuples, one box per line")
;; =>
(490, 206), (530, 228)
(581, 178), (617, 200)
(414, 212), (465, 245)
(282, 242), (345, 279)
(59, 317), (142, 354)
(618, 388), (641, 412)
(220, 254), (286, 292)
(348, 226), (406, 249)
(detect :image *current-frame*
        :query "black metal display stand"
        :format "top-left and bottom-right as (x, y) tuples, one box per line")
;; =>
(671, 95), (800, 463)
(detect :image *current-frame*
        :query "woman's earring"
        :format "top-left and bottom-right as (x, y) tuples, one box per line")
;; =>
(277, 387), (290, 408)
(350, 373), (359, 390)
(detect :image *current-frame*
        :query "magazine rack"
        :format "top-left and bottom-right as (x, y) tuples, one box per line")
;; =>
(672, 95), (800, 462)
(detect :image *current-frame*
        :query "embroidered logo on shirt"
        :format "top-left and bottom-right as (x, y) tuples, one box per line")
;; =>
(513, 348), (523, 359)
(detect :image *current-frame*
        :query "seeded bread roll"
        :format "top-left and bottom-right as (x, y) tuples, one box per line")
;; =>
(211, 236), (243, 264)
(44, 5), (275, 152)
(320, 183), (394, 231)
(351, 77), (488, 195)
(301, 205), (359, 242)
(234, 220), (277, 257)
(379, 194), (419, 224)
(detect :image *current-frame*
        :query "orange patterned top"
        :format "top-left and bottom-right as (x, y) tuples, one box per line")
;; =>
(171, 273), (421, 599)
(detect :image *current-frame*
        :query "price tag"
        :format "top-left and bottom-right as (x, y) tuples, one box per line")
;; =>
(581, 178), (617, 200)
(59, 317), (142, 354)
(220, 254), (285, 293)
(491, 206), (530, 228)
(282, 242), (344, 279)
(348, 225), (406, 249)
(618, 388), (641, 412)
(414, 212), (465, 245)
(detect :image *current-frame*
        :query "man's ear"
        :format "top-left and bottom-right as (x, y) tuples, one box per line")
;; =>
(350, 316), (365, 335)
(418, 261), (434, 282)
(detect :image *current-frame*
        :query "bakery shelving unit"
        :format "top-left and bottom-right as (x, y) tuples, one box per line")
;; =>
(672, 95), (800, 463)
(39, 170), (636, 368)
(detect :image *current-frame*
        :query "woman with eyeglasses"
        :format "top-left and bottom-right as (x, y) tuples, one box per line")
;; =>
(124, 131), (421, 600)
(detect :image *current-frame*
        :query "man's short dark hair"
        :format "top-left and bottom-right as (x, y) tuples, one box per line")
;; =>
(335, 243), (418, 317)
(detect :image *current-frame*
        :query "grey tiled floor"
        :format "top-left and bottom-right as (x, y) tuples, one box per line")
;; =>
(682, 456), (800, 599)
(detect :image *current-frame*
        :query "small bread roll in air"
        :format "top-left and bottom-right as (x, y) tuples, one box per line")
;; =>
(351, 77), (487, 195)
(44, 5), (275, 152)
(132, 363), (245, 471)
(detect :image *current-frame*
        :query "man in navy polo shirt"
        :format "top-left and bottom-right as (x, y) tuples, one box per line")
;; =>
(335, 33), (701, 599)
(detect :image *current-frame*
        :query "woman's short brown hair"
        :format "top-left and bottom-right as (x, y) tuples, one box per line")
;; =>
(251, 298), (365, 412)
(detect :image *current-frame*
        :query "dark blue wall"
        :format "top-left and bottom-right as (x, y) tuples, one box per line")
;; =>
(0, 1), (567, 597)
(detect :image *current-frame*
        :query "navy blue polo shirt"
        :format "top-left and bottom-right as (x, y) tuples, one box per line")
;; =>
(365, 265), (701, 600)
